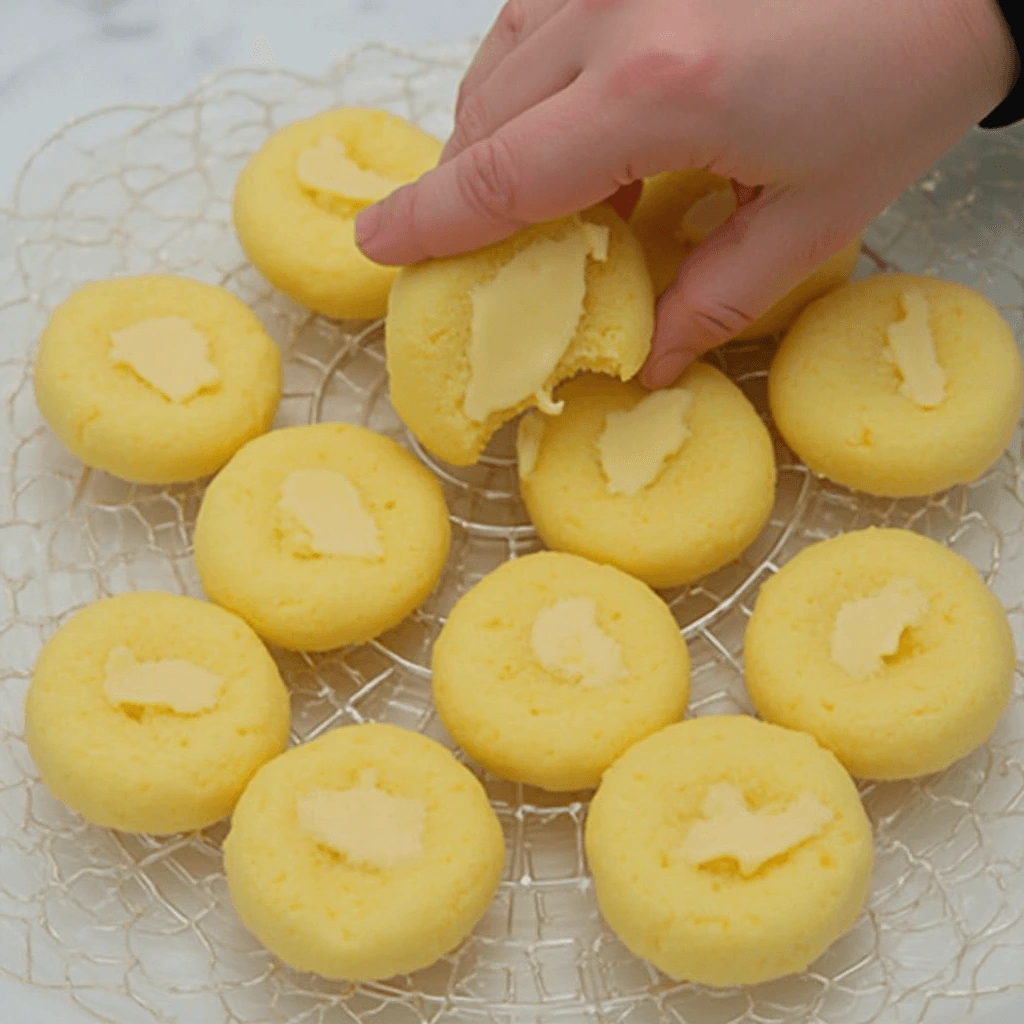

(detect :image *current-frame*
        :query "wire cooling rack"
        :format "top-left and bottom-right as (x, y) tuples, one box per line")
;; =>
(1, 41), (1024, 1024)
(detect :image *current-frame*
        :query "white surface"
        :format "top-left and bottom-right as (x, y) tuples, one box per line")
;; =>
(0, 0), (500, 202)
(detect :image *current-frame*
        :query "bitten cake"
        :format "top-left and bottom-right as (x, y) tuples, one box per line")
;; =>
(223, 722), (505, 980)
(25, 592), (290, 834)
(193, 422), (451, 651)
(385, 205), (655, 466)
(585, 715), (874, 986)
(432, 551), (690, 791)
(744, 527), (1016, 779)
(234, 107), (441, 319)
(33, 275), (281, 484)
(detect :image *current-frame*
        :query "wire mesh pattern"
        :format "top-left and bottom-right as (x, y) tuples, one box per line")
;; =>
(0, 43), (1023, 1024)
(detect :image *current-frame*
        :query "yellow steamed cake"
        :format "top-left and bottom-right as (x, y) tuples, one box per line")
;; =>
(193, 422), (450, 652)
(386, 205), (654, 466)
(233, 107), (441, 319)
(769, 273), (1023, 497)
(517, 363), (776, 589)
(585, 715), (874, 986)
(223, 722), (505, 980)
(33, 275), (281, 484)
(432, 551), (690, 791)
(744, 527), (1016, 779)
(25, 591), (290, 834)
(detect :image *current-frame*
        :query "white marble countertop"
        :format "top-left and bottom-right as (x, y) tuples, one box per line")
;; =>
(1, 0), (500, 201)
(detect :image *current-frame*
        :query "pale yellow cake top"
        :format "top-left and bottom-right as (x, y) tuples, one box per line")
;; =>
(518, 362), (776, 589)
(432, 550), (690, 792)
(745, 527), (1016, 779)
(233, 107), (441, 320)
(193, 422), (451, 652)
(586, 715), (874, 987)
(25, 591), (290, 835)
(223, 722), (504, 981)
(769, 273), (1023, 497)
(33, 274), (281, 485)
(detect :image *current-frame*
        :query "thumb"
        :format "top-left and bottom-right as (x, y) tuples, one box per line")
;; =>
(640, 185), (863, 388)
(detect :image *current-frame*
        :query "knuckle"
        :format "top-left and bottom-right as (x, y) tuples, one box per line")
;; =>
(450, 93), (490, 153)
(608, 40), (722, 107)
(495, 0), (529, 45)
(455, 137), (520, 224)
(688, 297), (756, 341)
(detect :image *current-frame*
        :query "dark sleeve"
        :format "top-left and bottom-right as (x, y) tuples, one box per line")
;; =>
(981, 0), (1024, 128)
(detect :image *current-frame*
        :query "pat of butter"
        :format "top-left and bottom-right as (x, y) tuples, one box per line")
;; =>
(295, 136), (400, 202)
(884, 289), (947, 408)
(103, 646), (223, 715)
(530, 597), (625, 687)
(679, 783), (834, 877)
(596, 388), (693, 496)
(516, 411), (546, 478)
(297, 769), (426, 870)
(676, 188), (738, 245)
(581, 221), (610, 261)
(831, 577), (928, 678)
(109, 317), (220, 403)
(463, 220), (610, 422)
(277, 469), (383, 560)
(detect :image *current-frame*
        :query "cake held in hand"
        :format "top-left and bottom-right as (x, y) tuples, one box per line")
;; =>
(585, 715), (873, 986)
(769, 273), (1023, 497)
(33, 275), (281, 484)
(744, 527), (1015, 779)
(223, 722), (504, 980)
(629, 170), (862, 338)
(193, 422), (450, 652)
(234, 107), (441, 320)
(385, 205), (654, 466)
(432, 551), (690, 792)
(24, 592), (289, 834)
(517, 363), (776, 589)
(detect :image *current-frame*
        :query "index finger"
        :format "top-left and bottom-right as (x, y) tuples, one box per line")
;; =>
(355, 80), (652, 265)
(455, 0), (571, 122)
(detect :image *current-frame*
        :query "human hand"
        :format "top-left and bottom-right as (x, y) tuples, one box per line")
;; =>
(356, 0), (1017, 386)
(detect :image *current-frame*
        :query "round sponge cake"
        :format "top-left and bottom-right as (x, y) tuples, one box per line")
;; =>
(432, 551), (690, 792)
(629, 170), (862, 339)
(518, 363), (776, 589)
(744, 527), (1015, 780)
(585, 715), (873, 987)
(33, 275), (281, 484)
(769, 273), (1023, 497)
(193, 422), (451, 652)
(223, 722), (505, 980)
(25, 592), (289, 835)
(386, 205), (654, 466)
(234, 107), (441, 320)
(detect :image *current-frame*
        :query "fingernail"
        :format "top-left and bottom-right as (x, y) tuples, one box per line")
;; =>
(355, 202), (384, 255)
(642, 348), (688, 389)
